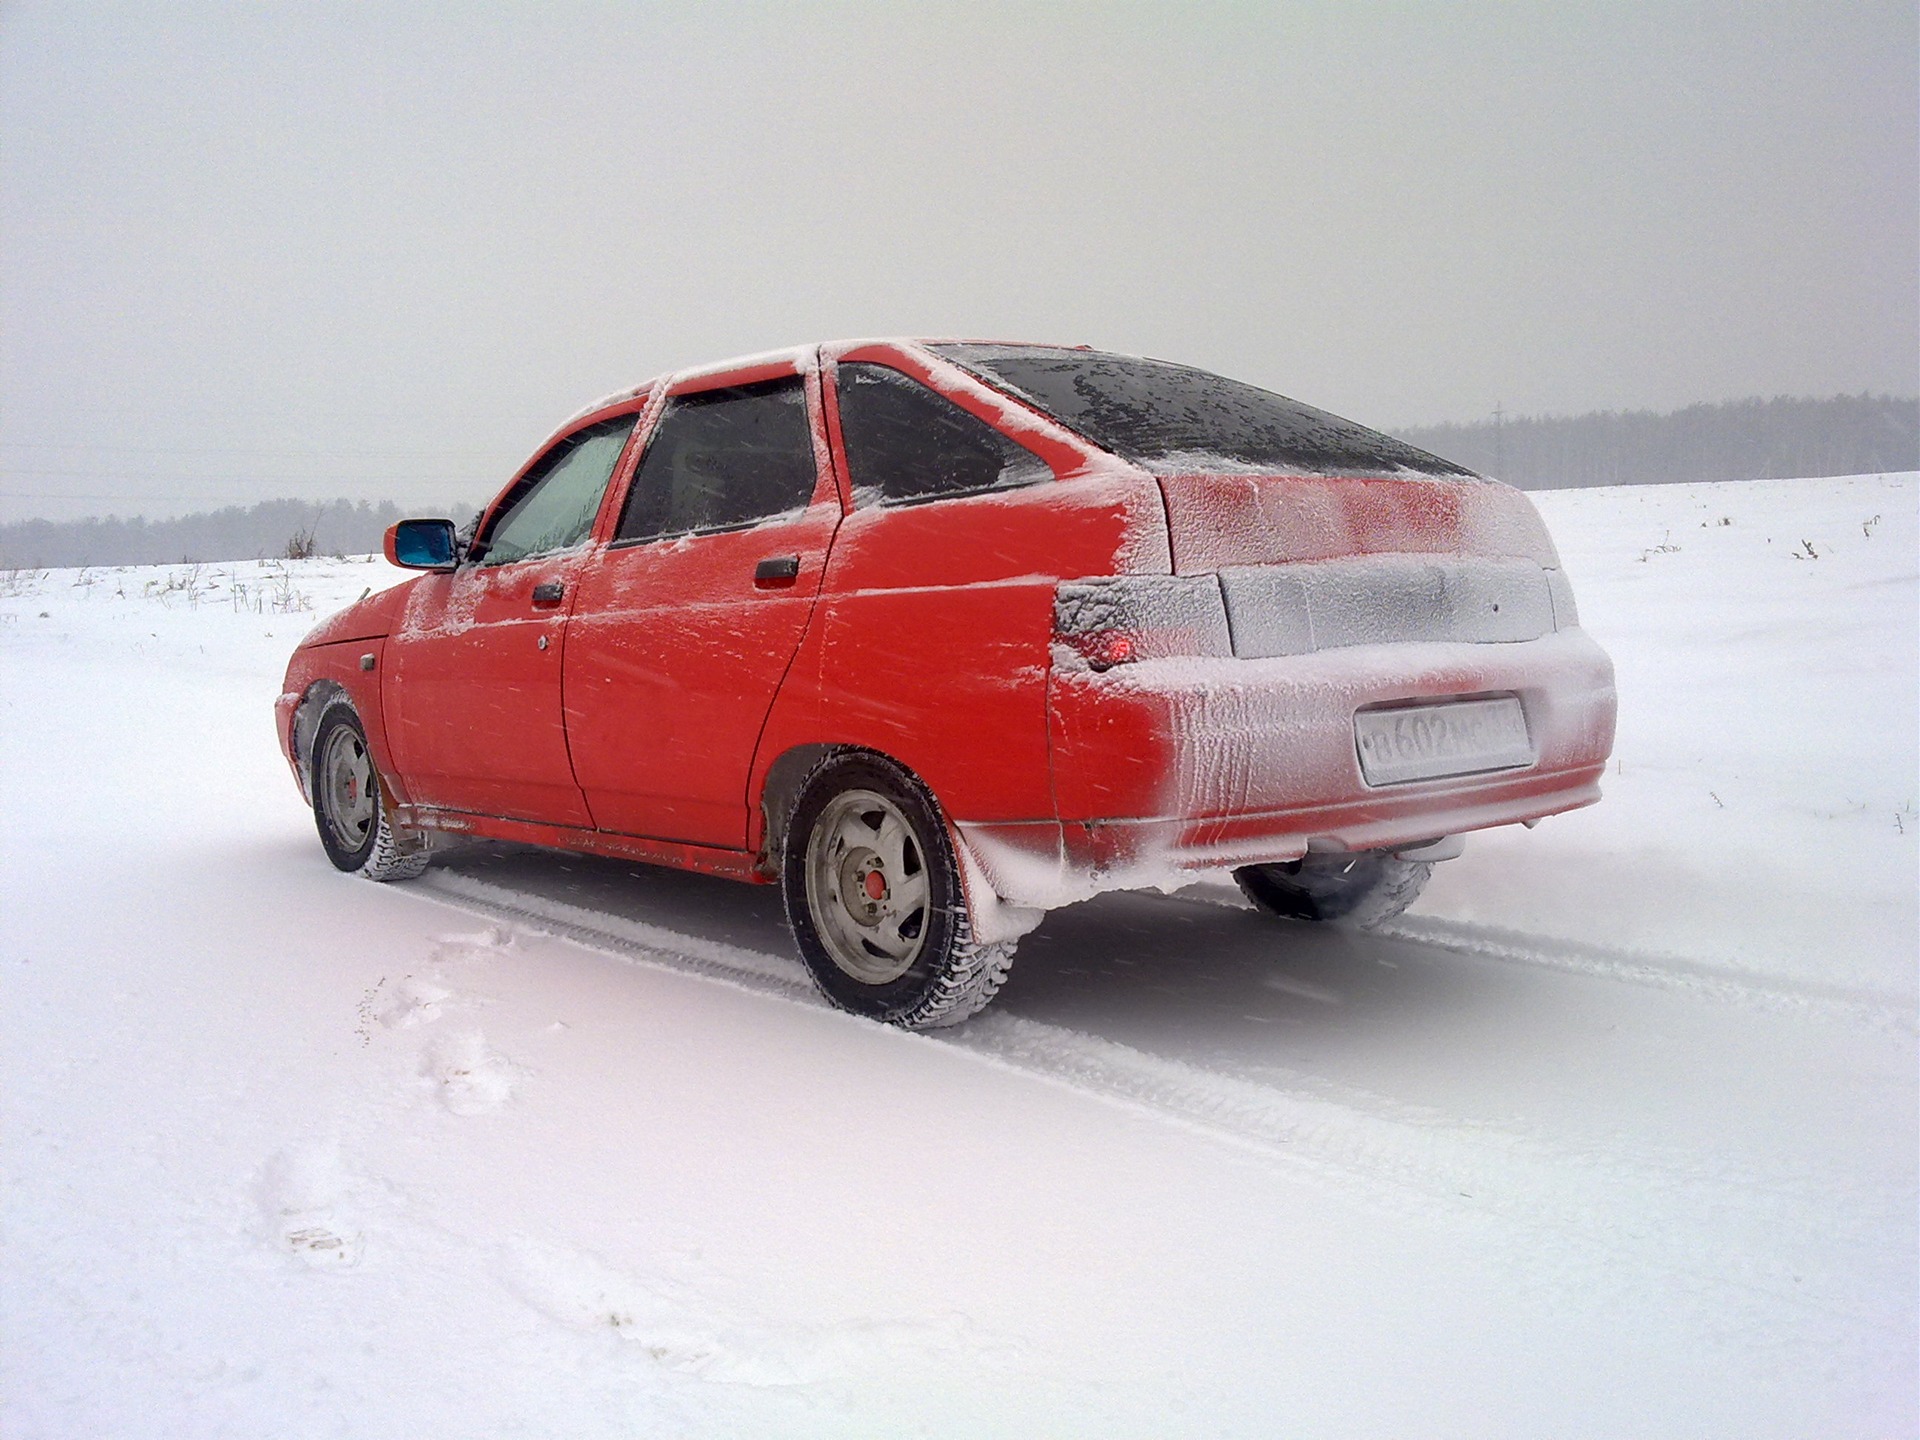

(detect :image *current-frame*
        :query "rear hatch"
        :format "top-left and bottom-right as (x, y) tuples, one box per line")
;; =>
(1156, 468), (1570, 656)
(932, 342), (1577, 656)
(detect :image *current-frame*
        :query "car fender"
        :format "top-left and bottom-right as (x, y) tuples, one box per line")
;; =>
(278, 641), (406, 805)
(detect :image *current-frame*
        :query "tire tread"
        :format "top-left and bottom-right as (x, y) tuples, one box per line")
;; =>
(311, 699), (429, 883)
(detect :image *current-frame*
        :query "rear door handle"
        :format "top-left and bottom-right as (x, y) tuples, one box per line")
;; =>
(531, 581), (565, 607)
(754, 555), (801, 585)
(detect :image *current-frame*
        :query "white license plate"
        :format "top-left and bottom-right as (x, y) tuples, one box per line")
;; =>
(1354, 696), (1534, 786)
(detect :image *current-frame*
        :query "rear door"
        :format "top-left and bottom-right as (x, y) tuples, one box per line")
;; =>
(794, 347), (1149, 825)
(562, 361), (840, 848)
(383, 409), (640, 825)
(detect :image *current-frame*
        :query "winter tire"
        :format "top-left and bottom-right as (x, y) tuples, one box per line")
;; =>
(1233, 850), (1431, 928)
(310, 702), (429, 881)
(783, 752), (1014, 1029)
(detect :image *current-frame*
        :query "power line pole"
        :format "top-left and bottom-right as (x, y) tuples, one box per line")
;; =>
(1493, 401), (1505, 477)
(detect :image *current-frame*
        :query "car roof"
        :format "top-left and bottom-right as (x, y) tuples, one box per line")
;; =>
(558, 338), (1091, 430)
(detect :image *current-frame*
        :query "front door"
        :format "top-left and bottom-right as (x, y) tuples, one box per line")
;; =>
(384, 410), (639, 825)
(563, 370), (841, 848)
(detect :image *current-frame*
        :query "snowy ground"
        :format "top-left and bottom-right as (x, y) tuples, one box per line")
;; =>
(2, 474), (1914, 1438)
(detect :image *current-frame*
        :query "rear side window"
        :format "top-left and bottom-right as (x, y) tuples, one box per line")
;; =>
(933, 344), (1474, 478)
(477, 414), (637, 566)
(617, 377), (819, 543)
(834, 362), (1050, 505)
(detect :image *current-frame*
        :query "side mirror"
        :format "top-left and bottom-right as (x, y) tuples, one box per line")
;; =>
(384, 518), (459, 571)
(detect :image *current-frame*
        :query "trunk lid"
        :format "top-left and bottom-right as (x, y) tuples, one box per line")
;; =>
(1154, 470), (1561, 574)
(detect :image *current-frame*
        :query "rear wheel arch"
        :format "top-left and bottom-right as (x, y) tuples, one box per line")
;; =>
(756, 742), (841, 875)
(759, 740), (957, 874)
(779, 747), (1016, 1028)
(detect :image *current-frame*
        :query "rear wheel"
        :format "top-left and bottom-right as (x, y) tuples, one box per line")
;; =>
(783, 753), (1013, 1029)
(310, 702), (429, 881)
(1233, 850), (1430, 928)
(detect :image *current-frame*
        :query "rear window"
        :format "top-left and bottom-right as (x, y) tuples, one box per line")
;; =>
(834, 362), (1049, 505)
(932, 344), (1474, 478)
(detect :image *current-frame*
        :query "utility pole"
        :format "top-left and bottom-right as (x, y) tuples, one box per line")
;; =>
(1493, 401), (1505, 478)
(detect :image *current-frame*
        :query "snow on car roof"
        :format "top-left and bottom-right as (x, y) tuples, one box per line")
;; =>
(558, 339), (1084, 432)
(555, 339), (1470, 484)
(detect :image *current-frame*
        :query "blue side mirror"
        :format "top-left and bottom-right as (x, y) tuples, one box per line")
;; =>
(384, 518), (458, 570)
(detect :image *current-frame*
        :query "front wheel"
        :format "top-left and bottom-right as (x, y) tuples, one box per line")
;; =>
(782, 753), (1013, 1029)
(310, 702), (429, 881)
(1232, 850), (1430, 928)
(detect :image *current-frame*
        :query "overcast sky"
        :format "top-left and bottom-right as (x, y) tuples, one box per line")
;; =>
(2, 1), (1914, 523)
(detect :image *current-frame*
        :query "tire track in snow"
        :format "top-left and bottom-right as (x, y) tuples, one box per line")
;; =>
(1169, 881), (1916, 1034)
(407, 870), (1894, 1325)
(418, 869), (814, 999)
(941, 1014), (1892, 1333)
(1378, 914), (1916, 1034)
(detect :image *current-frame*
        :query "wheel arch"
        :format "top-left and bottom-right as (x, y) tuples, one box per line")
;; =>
(758, 740), (958, 874)
(290, 678), (351, 803)
(759, 741), (1044, 947)
(756, 741), (856, 877)
(776, 743), (1021, 1027)
(281, 641), (403, 806)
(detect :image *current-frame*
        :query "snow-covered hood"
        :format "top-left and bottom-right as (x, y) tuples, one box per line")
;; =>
(298, 578), (417, 648)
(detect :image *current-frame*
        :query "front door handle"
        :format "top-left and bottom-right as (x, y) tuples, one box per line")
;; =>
(531, 581), (565, 608)
(754, 555), (801, 585)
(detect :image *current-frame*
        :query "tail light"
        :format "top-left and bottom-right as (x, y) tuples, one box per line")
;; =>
(1053, 575), (1232, 671)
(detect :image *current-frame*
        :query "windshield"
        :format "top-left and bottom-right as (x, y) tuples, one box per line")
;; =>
(932, 344), (1474, 478)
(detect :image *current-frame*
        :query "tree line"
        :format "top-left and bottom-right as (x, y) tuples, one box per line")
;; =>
(0, 498), (471, 569)
(4, 393), (1915, 567)
(1395, 393), (1918, 490)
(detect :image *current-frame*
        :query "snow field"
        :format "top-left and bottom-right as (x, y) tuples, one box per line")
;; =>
(1, 476), (1914, 1437)
(1420, 473), (1917, 998)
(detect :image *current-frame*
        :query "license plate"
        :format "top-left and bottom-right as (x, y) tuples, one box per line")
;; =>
(1354, 696), (1534, 786)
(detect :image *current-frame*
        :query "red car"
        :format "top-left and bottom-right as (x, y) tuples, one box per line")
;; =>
(277, 341), (1616, 1028)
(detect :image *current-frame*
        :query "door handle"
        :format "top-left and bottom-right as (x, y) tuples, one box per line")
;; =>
(754, 555), (801, 585)
(531, 581), (565, 607)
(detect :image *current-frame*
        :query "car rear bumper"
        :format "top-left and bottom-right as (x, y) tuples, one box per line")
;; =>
(958, 628), (1616, 908)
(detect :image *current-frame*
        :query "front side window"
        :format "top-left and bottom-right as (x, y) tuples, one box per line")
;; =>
(834, 362), (1050, 505)
(616, 377), (819, 543)
(476, 415), (637, 565)
(933, 344), (1474, 478)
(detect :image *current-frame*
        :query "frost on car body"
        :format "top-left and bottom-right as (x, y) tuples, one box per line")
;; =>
(276, 339), (1617, 1028)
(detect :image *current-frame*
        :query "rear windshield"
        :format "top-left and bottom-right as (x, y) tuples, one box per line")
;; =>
(932, 344), (1474, 478)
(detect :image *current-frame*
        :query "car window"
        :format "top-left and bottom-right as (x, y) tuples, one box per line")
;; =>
(476, 415), (637, 566)
(932, 344), (1474, 477)
(834, 362), (1051, 506)
(616, 377), (819, 543)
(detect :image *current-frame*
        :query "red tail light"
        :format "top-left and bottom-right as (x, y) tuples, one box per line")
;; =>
(1063, 629), (1138, 671)
(1053, 576), (1232, 671)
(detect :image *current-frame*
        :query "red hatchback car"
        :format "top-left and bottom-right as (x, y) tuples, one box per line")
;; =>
(277, 341), (1616, 1028)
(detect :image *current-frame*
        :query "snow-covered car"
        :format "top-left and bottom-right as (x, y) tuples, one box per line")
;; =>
(276, 341), (1617, 1028)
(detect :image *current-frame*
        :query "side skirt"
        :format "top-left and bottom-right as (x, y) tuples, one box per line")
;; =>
(394, 805), (770, 884)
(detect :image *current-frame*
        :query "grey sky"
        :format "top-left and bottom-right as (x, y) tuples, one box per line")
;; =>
(2, 1), (1914, 523)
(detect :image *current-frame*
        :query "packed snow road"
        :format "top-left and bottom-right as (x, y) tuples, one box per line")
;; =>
(415, 841), (1909, 1340)
(3, 474), (1914, 1437)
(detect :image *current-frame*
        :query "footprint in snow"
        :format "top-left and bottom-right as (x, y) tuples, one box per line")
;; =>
(373, 974), (453, 1029)
(424, 1030), (521, 1115)
(256, 1139), (368, 1269)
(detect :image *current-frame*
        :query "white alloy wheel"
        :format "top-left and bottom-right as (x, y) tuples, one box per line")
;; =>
(803, 787), (934, 985)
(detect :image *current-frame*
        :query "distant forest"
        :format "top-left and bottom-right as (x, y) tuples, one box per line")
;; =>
(0, 498), (472, 569)
(1396, 393), (1918, 490)
(4, 393), (1915, 567)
